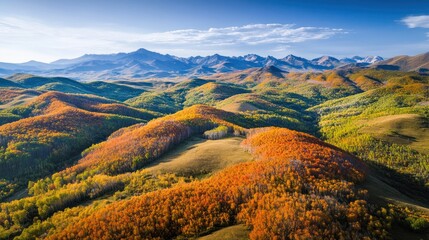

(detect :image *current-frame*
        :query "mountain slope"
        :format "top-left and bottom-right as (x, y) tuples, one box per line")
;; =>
(374, 52), (429, 73)
(311, 56), (340, 68)
(4, 74), (146, 101)
(0, 89), (41, 113)
(45, 127), (390, 240)
(184, 82), (250, 106)
(205, 66), (288, 86)
(143, 136), (252, 177)
(125, 78), (211, 113)
(0, 78), (22, 88)
(0, 48), (386, 80)
(52, 105), (245, 180)
(311, 73), (429, 194)
(0, 91), (158, 183)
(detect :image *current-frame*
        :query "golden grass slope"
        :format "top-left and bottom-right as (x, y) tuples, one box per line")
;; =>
(46, 127), (389, 239)
(146, 136), (253, 177)
(0, 89), (41, 109)
(360, 114), (428, 154)
(55, 105), (246, 179)
(375, 52), (429, 72)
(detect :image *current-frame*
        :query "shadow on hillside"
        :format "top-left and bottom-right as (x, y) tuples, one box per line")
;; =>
(366, 161), (429, 206)
(389, 131), (417, 142)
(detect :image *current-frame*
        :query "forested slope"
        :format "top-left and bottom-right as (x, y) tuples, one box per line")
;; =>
(0, 91), (159, 200)
(0, 68), (428, 239)
(44, 128), (389, 239)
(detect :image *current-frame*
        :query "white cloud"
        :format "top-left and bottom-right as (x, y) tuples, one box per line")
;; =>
(270, 45), (291, 53)
(140, 24), (344, 46)
(0, 17), (345, 62)
(401, 15), (429, 28)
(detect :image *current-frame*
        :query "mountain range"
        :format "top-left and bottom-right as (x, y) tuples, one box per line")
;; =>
(0, 48), (385, 81)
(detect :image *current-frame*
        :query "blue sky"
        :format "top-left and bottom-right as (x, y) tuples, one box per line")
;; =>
(0, 0), (428, 62)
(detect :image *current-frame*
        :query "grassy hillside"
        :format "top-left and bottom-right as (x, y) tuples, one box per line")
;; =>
(0, 105), (246, 238)
(360, 114), (428, 154)
(145, 136), (252, 177)
(4, 74), (146, 101)
(198, 224), (250, 240)
(311, 74), (429, 195)
(86, 81), (146, 101)
(7, 74), (84, 89)
(184, 82), (249, 106)
(2, 127), (393, 239)
(48, 105), (246, 181)
(41, 127), (390, 239)
(125, 78), (211, 113)
(127, 79), (318, 134)
(0, 91), (159, 200)
(0, 89), (42, 125)
(374, 52), (429, 72)
(217, 91), (317, 134)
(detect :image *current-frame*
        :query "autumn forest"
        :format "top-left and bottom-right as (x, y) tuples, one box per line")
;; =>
(0, 64), (426, 240)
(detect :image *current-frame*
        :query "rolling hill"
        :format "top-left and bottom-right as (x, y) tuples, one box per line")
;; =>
(125, 78), (212, 113)
(374, 52), (429, 73)
(4, 74), (147, 101)
(0, 91), (159, 199)
(51, 105), (246, 180)
(0, 67), (428, 239)
(0, 89), (41, 110)
(204, 65), (288, 87)
(144, 136), (253, 177)
(41, 128), (385, 239)
(183, 82), (250, 106)
(311, 72), (429, 195)
(0, 78), (22, 88)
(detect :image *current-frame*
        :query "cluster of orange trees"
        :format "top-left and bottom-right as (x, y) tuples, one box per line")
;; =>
(0, 92), (156, 181)
(0, 170), (190, 239)
(51, 105), (244, 181)
(1, 105), (247, 239)
(47, 127), (391, 239)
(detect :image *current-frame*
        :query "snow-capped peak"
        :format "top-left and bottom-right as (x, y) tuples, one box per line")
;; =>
(362, 56), (384, 64)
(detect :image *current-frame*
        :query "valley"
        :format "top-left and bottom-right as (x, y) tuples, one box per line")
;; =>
(0, 52), (428, 239)
(2, 0), (429, 238)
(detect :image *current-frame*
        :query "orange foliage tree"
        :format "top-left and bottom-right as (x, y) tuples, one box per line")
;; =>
(48, 127), (391, 239)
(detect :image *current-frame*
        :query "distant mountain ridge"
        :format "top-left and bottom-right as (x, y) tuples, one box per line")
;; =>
(374, 52), (429, 73)
(0, 48), (385, 80)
